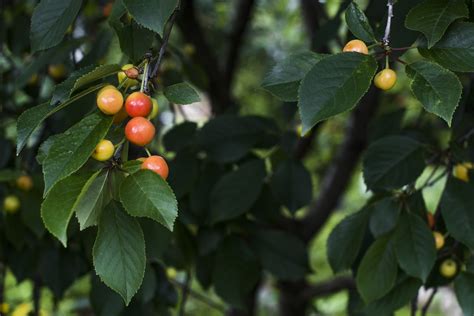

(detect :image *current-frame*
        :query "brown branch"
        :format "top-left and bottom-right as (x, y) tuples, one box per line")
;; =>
(302, 276), (355, 300)
(224, 0), (256, 89)
(301, 88), (380, 242)
(178, 0), (233, 114)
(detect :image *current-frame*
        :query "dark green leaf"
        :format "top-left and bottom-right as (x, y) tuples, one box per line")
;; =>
(42, 112), (113, 195)
(345, 2), (376, 42)
(363, 136), (425, 190)
(41, 173), (91, 246)
(327, 208), (370, 273)
(252, 229), (308, 280)
(262, 52), (325, 101)
(405, 0), (468, 48)
(455, 272), (474, 316)
(406, 60), (462, 126)
(369, 198), (400, 237)
(212, 237), (260, 308)
(119, 170), (178, 231)
(123, 0), (178, 35)
(298, 53), (377, 134)
(164, 82), (201, 105)
(209, 160), (266, 224)
(440, 178), (474, 249)
(30, 0), (82, 51)
(93, 201), (146, 305)
(356, 237), (398, 303)
(394, 212), (436, 282)
(270, 160), (312, 213)
(113, 21), (156, 62)
(419, 22), (474, 72)
(163, 122), (197, 152)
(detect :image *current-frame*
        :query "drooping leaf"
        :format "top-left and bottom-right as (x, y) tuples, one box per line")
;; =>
(93, 201), (146, 305)
(270, 160), (312, 213)
(212, 236), (260, 308)
(112, 21), (156, 63)
(164, 82), (201, 105)
(356, 237), (398, 303)
(405, 0), (468, 48)
(345, 2), (376, 43)
(262, 52), (325, 101)
(369, 198), (400, 237)
(455, 272), (474, 316)
(406, 60), (462, 126)
(440, 178), (474, 249)
(393, 212), (437, 282)
(123, 0), (178, 35)
(363, 136), (425, 190)
(298, 53), (377, 134)
(365, 276), (422, 315)
(30, 0), (83, 52)
(252, 229), (308, 280)
(73, 170), (111, 230)
(327, 207), (370, 273)
(119, 170), (178, 231)
(42, 112), (113, 195)
(41, 173), (91, 246)
(419, 22), (474, 72)
(209, 160), (266, 224)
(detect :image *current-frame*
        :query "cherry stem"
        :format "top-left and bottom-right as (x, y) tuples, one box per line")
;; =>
(145, 148), (152, 157)
(140, 61), (149, 93)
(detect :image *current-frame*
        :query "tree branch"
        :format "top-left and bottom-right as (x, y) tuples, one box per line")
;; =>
(383, 0), (395, 46)
(302, 276), (355, 300)
(301, 88), (380, 242)
(224, 0), (256, 89)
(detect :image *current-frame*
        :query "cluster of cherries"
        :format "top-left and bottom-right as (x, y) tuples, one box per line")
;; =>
(343, 39), (397, 91)
(2, 175), (34, 214)
(92, 65), (169, 180)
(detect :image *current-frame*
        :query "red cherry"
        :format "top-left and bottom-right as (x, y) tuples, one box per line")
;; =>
(125, 92), (152, 117)
(141, 156), (169, 180)
(125, 117), (155, 146)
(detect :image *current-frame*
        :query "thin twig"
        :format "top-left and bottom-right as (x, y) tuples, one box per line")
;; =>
(169, 279), (226, 313)
(421, 288), (438, 316)
(150, 1), (181, 79)
(382, 0), (395, 46)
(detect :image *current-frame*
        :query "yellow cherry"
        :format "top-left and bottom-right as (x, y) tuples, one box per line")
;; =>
(374, 68), (397, 91)
(92, 140), (114, 161)
(343, 40), (369, 55)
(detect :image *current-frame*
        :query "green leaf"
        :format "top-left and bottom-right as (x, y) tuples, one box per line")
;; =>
(30, 0), (83, 52)
(212, 237), (260, 308)
(123, 0), (178, 36)
(42, 112), (113, 196)
(197, 116), (279, 163)
(356, 237), (398, 303)
(209, 160), (266, 224)
(119, 170), (178, 231)
(41, 173), (91, 246)
(393, 212), (436, 282)
(93, 201), (146, 305)
(270, 160), (312, 214)
(455, 272), (474, 316)
(406, 60), (462, 126)
(163, 122), (197, 152)
(345, 2), (376, 43)
(419, 22), (474, 72)
(365, 276), (422, 315)
(50, 64), (120, 106)
(327, 207), (369, 273)
(440, 178), (474, 249)
(262, 52), (325, 101)
(363, 136), (425, 190)
(252, 229), (308, 280)
(112, 21), (156, 63)
(163, 82), (201, 105)
(405, 0), (468, 48)
(369, 198), (400, 237)
(73, 170), (111, 230)
(17, 84), (107, 154)
(298, 53), (377, 134)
